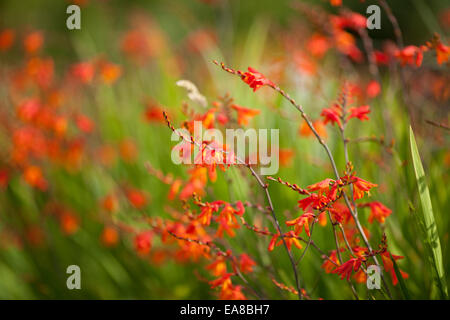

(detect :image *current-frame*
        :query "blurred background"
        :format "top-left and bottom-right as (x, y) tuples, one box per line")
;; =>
(0, 0), (448, 299)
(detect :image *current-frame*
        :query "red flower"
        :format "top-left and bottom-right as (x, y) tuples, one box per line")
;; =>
(126, 188), (148, 209)
(366, 80), (381, 98)
(268, 232), (302, 251)
(321, 250), (340, 273)
(321, 105), (342, 128)
(240, 67), (274, 91)
(332, 257), (364, 281)
(359, 201), (392, 223)
(381, 251), (409, 285)
(348, 105), (371, 121)
(134, 231), (153, 254)
(238, 253), (256, 273)
(395, 45), (423, 67)
(231, 104), (260, 125)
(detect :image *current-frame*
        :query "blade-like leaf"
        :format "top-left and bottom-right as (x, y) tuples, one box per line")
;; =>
(390, 253), (410, 300)
(409, 126), (448, 298)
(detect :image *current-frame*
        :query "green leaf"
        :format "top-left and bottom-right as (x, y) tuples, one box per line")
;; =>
(409, 126), (448, 299)
(390, 253), (410, 300)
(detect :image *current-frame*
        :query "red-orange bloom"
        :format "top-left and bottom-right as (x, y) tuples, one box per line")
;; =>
(240, 67), (274, 91)
(321, 105), (342, 128)
(381, 251), (409, 285)
(101, 226), (119, 247)
(286, 212), (315, 236)
(321, 250), (340, 273)
(0, 29), (15, 51)
(395, 45), (423, 67)
(126, 189), (148, 209)
(238, 253), (256, 273)
(332, 257), (364, 281)
(352, 176), (377, 200)
(231, 104), (260, 125)
(134, 231), (152, 254)
(359, 201), (392, 223)
(23, 31), (43, 55)
(348, 105), (371, 121)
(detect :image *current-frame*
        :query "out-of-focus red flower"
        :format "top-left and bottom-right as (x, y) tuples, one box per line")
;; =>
(0, 29), (15, 51)
(76, 114), (94, 133)
(126, 188), (148, 209)
(395, 45), (423, 67)
(206, 255), (227, 277)
(0, 169), (9, 188)
(185, 29), (217, 53)
(23, 165), (47, 191)
(348, 105), (370, 121)
(101, 226), (119, 247)
(332, 12), (367, 30)
(71, 62), (95, 84)
(99, 61), (122, 84)
(279, 148), (294, 167)
(306, 34), (330, 59)
(134, 231), (152, 254)
(144, 103), (165, 123)
(359, 201), (392, 223)
(119, 139), (138, 162)
(23, 31), (43, 55)
(366, 80), (381, 98)
(299, 120), (327, 138)
(381, 251), (409, 285)
(238, 253), (256, 273)
(101, 194), (119, 213)
(373, 50), (390, 65)
(435, 42), (449, 65)
(60, 211), (79, 235)
(231, 104), (260, 125)
(330, 0), (342, 6)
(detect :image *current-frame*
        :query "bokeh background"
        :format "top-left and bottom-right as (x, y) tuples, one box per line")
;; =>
(0, 0), (448, 299)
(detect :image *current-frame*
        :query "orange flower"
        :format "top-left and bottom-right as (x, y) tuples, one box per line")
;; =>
(101, 194), (119, 213)
(0, 168), (9, 188)
(23, 31), (43, 55)
(435, 43), (449, 65)
(299, 120), (327, 138)
(119, 139), (138, 162)
(0, 29), (15, 51)
(101, 226), (119, 247)
(268, 231), (302, 251)
(307, 34), (330, 58)
(352, 176), (377, 200)
(231, 104), (260, 125)
(206, 255), (227, 277)
(99, 61), (122, 84)
(23, 165), (47, 191)
(286, 212), (315, 236)
(359, 201), (392, 223)
(321, 250), (340, 273)
(279, 148), (294, 167)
